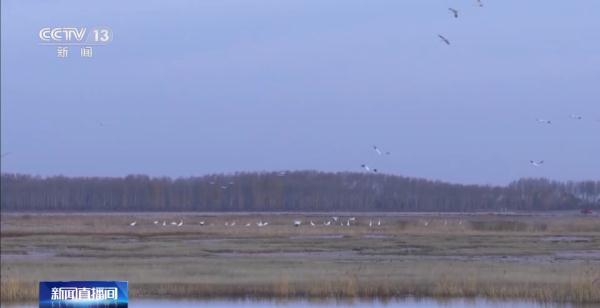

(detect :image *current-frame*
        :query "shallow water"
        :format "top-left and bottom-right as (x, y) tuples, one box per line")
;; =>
(4, 298), (577, 307)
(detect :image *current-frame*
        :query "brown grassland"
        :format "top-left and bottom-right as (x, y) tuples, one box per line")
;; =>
(1, 212), (599, 304)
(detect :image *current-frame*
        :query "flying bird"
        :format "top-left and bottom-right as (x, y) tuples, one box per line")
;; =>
(570, 114), (583, 120)
(530, 160), (544, 167)
(476, 0), (483, 7)
(536, 118), (552, 124)
(361, 164), (371, 172)
(438, 34), (450, 45)
(373, 146), (383, 155)
(448, 8), (458, 18)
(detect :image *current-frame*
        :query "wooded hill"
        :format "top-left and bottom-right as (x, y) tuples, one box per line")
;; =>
(1, 172), (598, 212)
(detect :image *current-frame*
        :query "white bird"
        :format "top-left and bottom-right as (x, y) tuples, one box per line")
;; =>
(449, 8), (458, 18)
(230, 221), (236, 226)
(570, 114), (583, 120)
(530, 160), (544, 167)
(373, 146), (383, 155)
(361, 164), (371, 172)
(349, 217), (356, 221)
(199, 221), (205, 226)
(324, 221), (331, 226)
(377, 219), (381, 226)
(177, 220), (183, 227)
(310, 221), (315, 226)
(162, 221), (166, 226)
(424, 221), (429, 227)
(129, 221), (137, 227)
(332, 216), (339, 222)
(246, 223), (251, 227)
(225, 222), (229, 226)
(369, 220), (373, 227)
(438, 34), (450, 45)
(153, 220), (159, 225)
(346, 220), (350, 226)
(256, 221), (263, 227)
(536, 118), (552, 124)
(263, 222), (269, 226)
(171, 221), (178, 225)
(293, 220), (302, 227)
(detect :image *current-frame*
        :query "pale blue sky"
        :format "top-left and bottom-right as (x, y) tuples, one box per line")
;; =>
(1, 0), (599, 184)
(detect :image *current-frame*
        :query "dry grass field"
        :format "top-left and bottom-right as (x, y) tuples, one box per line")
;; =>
(1, 212), (599, 304)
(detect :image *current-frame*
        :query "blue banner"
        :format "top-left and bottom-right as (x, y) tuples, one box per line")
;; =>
(39, 281), (128, 307)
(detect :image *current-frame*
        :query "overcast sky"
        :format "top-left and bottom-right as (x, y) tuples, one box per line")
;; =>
(1, 0), (599, 185)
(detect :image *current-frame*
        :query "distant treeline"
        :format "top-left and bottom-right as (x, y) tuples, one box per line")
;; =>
(1, 172), (599, 212)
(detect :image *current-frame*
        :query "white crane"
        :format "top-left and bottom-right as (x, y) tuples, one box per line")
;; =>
(369, 220), (373, 228)
(310, 221), (315, 226)
(177, 220), (183, 227)
(536, 118), (552, 124)
(530, 160), (544, 167)
(129, 221), (137, 227)
(293, 220), (302, 227)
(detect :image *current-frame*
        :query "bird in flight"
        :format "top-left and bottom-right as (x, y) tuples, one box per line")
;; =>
(373, 146), (391, 156)
(476, 0), (483, 7)
(361, 164), (378, 173)
(536, 118), (552, 124)
(530, 160), (544, 167)
(438, 34), (451, 45)
(570, 114), (583, 120)
(448, 8), (458, 18)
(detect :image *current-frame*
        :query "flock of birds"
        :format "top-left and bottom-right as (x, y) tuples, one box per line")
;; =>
(128, 216), (384, 228)
(436, 0), (484, 46)
(529, 114), (595, 168)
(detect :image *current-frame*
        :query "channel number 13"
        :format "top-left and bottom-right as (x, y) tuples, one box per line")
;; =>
(92, 28), (111, 43)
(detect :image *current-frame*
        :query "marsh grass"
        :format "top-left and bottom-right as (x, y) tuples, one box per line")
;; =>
(2, 212), (600, 304)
